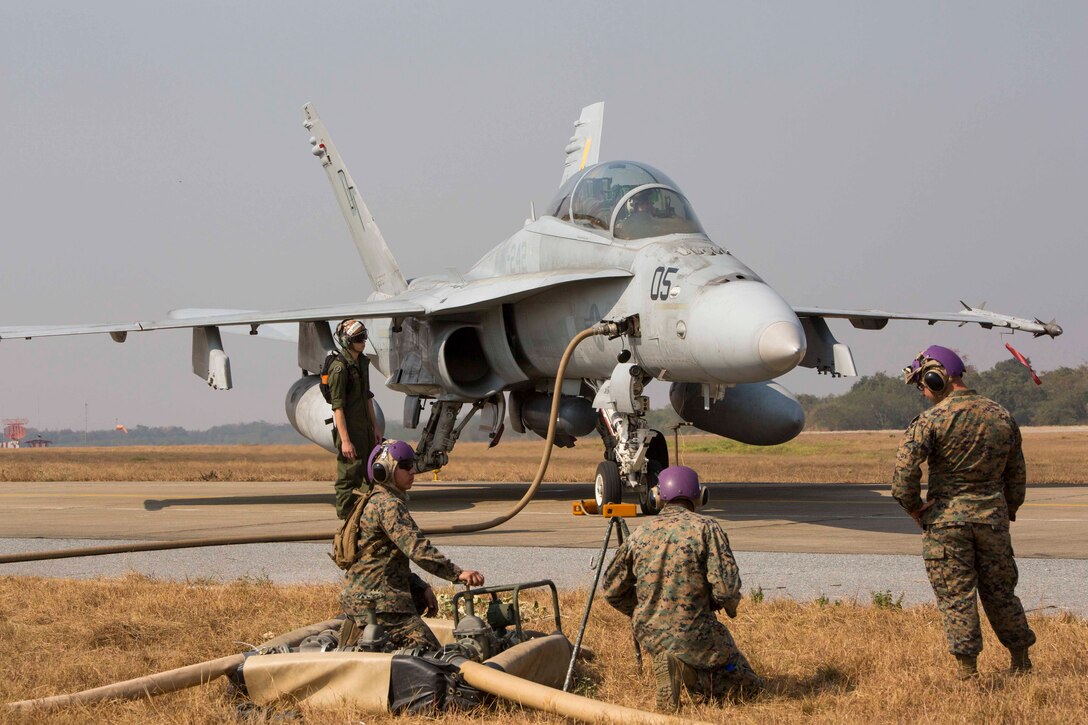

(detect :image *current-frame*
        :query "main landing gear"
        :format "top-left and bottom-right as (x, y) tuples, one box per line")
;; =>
(409, 394), (505, 473)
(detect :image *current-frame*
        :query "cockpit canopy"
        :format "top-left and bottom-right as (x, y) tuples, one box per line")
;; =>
(546, 161), (705, 240)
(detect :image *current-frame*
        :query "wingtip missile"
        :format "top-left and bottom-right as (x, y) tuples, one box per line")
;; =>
(1034, 318), (1063, 338)
(956, 301), (1061, 338)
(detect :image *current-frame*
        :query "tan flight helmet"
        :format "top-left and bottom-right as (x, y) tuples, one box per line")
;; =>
(336, 318), (368, 351)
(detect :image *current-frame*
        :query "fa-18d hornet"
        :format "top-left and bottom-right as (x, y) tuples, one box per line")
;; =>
(0, 102), (1062, 513)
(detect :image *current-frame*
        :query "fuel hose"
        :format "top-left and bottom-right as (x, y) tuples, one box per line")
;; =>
(459, 660), (707, 725)
(0, 321), (620, 564)
(5, 617), (344, 713)
(8, 618), (706, 724)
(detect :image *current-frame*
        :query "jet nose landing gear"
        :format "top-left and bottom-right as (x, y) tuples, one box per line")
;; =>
(590, 344), (670, 515)
(592, 422), (669, 516)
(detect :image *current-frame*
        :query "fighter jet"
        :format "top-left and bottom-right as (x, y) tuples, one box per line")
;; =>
(0, 102), (1062, 513)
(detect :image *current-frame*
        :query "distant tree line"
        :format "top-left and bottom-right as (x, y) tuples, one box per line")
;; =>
(800, 360), (1088, 431)
(25, 422), (310, 447)
(22, 360), (1085, 446)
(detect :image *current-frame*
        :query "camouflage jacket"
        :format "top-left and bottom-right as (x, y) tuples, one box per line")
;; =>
(892, 389), (1026, 528)
(327, 352), (375, 449)
(340, 484), (462, 615)
(602, 504), (743, 668)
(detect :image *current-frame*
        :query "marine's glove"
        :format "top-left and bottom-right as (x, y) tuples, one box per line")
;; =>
(724, 600), (738, 619)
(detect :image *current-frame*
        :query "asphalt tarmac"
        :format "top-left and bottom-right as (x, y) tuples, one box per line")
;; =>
(2, 480), (1086, 614)
(1, 479), (1085, 556)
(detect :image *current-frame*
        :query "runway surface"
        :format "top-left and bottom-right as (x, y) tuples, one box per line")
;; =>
(2, 480), (1086, 614)
(1, 479), (1085, 556)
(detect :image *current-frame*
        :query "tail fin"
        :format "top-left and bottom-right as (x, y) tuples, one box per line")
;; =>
(303, 103), (408, 296)
(560, 102), (604, 186)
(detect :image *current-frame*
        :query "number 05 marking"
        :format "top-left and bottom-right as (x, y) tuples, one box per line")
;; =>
(650, 266), (679, 300)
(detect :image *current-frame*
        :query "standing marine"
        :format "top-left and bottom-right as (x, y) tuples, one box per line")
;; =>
(893, 345), (1035, 678)
(603, 465), (762, 711)
(339, 440), (485, 650)
(328, 318), (381, 519)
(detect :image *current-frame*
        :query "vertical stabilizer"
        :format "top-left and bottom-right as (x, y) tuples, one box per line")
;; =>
(560, 102), (604, 186)
(303, 103), (408, 296)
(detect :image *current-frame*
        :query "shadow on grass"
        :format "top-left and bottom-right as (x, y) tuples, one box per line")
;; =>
(767, 664), (855, 698)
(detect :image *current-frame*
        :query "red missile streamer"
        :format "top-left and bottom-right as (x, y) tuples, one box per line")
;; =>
(1005, 342), (1042, 385)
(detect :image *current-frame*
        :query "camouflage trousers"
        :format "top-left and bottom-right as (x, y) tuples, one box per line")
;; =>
(923, 523), (1036, 656)
(343, 612), (442, 652)
(377, 612), (442, 652)
(653, 651), (763, 710)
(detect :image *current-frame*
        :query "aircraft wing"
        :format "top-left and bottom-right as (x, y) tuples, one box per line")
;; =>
(793, 303), (1062, 337)
(424, 267), (632, 314)
(0, 299), (425, 341)
(560, 102), (604, 185)
(792, 303), (1061, 378)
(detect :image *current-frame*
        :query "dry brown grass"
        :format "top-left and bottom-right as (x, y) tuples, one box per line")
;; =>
(1, 576), (1085, 723)
(2, 428), (1085, 484)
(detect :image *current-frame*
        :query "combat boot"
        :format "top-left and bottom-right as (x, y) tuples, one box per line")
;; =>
(1010, 647), (1033, 674)
(954, 654), (978, 680)
(653, 653), (683, 711)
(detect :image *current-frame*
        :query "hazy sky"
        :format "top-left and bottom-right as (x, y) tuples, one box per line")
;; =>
(1, 2), (1084, 432)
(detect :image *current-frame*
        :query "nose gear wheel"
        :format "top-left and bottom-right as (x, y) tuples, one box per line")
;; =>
(594, 460), (622, 507)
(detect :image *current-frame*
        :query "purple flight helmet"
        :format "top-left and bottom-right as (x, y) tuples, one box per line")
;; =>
(368, 439), (416, 482)
(657, 465), (709, 507)
(904, 345), (966, 384)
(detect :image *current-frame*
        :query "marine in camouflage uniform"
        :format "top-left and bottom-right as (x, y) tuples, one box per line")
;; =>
(340, 482), (464, 650)
(603, 469), (761, 710)
(328, 319), (378, 519)
(893, 345), (1035, 676)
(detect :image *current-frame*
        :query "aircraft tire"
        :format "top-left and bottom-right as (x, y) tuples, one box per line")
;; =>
(647, 429), (670, 470)
(638, 484), (658, 516)
(637, 430), (669, 516)
(594, 461), (622, 507)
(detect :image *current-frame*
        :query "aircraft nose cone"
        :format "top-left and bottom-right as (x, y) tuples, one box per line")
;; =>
(759, 320), (806, 375)
(685, 281), (807, 383)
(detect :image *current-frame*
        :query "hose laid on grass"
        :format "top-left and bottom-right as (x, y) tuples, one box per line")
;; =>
(459, 660), (706, 725)
(5, 617), (344, 713)
(10, 616), (702, 724)
(0, 321), (619, 563)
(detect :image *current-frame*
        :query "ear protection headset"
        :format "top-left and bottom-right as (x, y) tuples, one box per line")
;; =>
(903, 346), (965, 395)
(336, 319), (368, 350)
(918, 359), (950, 394)
(367, 439), (416, 485)
(649, 484), (710, 510)
(903, 353), (949, 394)
(369, 442), (394, 485)
(648, 465), (710, 510)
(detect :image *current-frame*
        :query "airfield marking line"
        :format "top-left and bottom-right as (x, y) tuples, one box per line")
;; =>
(724, 499), (1088, 508)
(720, 499), (896, 505)
(0, 492), (180, 499)
(1015, 519), (1088, 522)
(725, 514), (898, 520)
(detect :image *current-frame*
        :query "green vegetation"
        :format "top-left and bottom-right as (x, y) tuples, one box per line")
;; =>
(871, 590), (904, 610)
(801, 360), (1088, 431)
(22, 361), (1086, 447)
(679, 438), (826, 455)
(25, 421), (310, 447)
